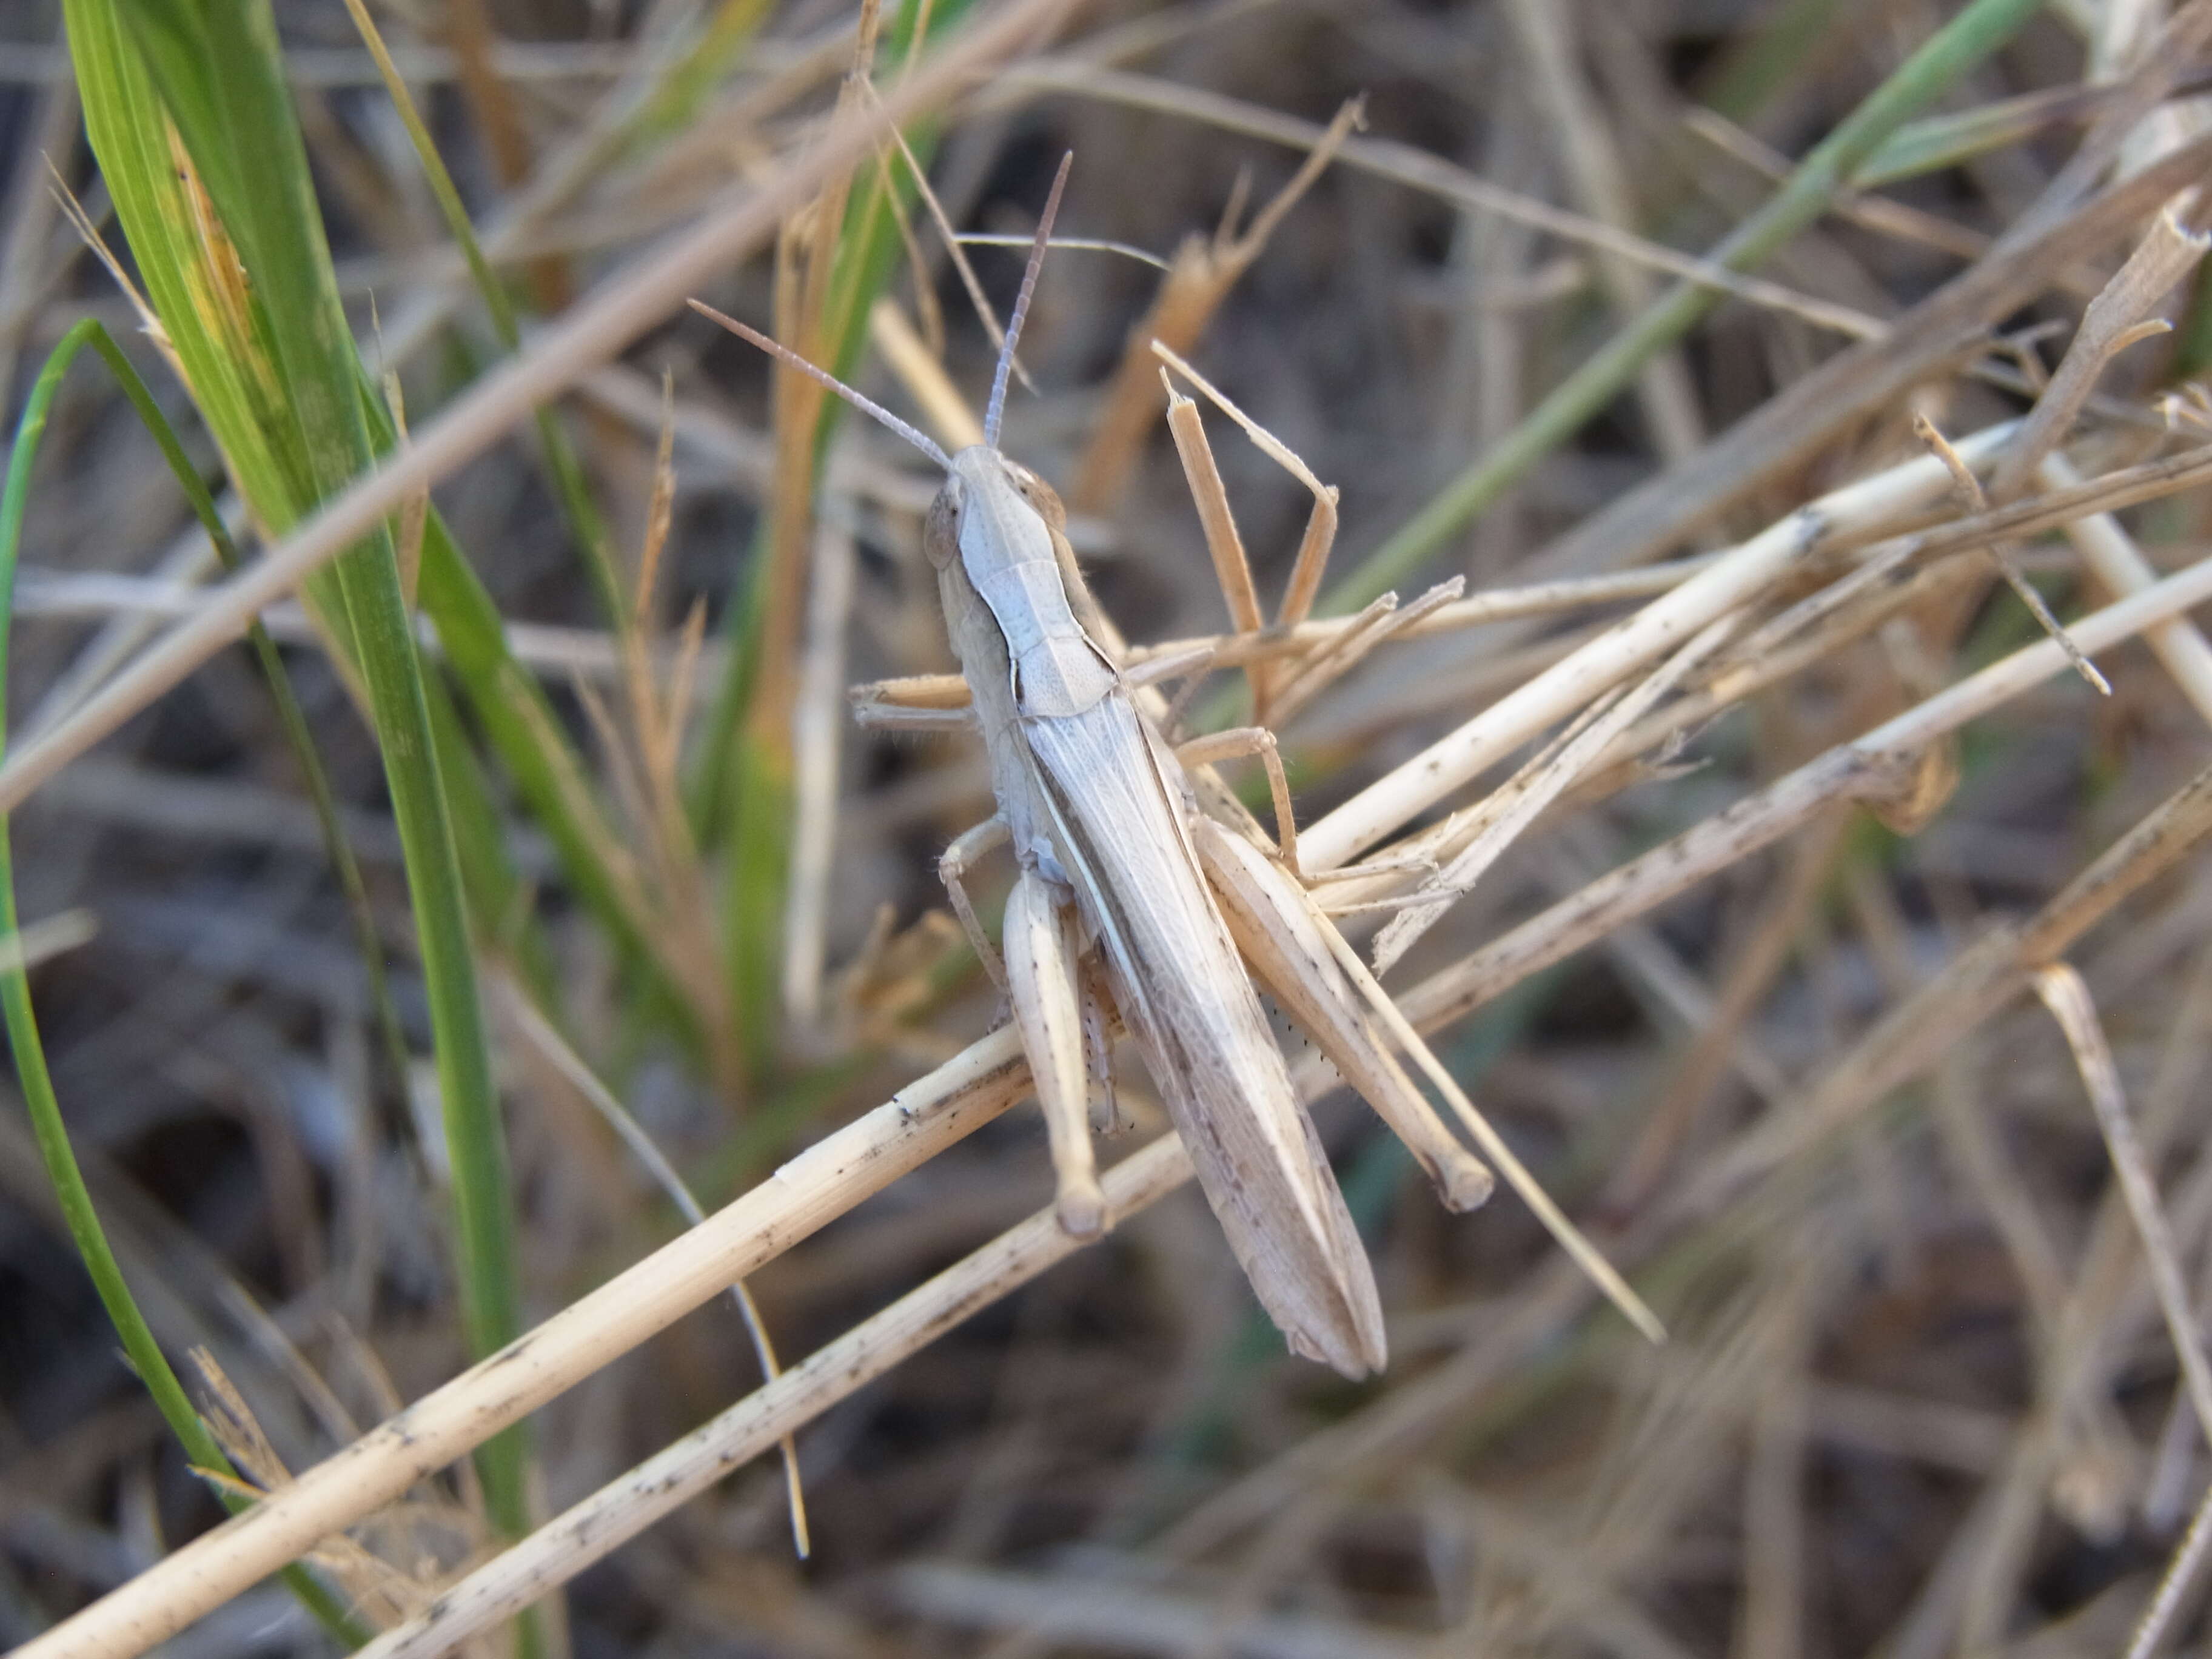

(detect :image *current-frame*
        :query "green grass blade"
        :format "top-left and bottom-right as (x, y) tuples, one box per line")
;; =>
(119, 0), (376, 521)
(62, 0), (297, 523)
(343, 346), (719, 1061)
(337, 0), (625, 626)
(70, 0), (649, 1052)
(1854, 85), (2110, 189)
(421, 664), (560, 996)
(75, 0), (537, 1580)
(626, 0), (779, 150)
(62, 318), (418, 1101)
(1324, 0), (2048, 612)
(0, 319), (370, 1649)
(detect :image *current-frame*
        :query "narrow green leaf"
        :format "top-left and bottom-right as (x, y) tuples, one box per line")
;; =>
(73, 0), (537, 1578)
(337, 0), (626, 625)
(70, 318), (416, 1103)
(0, 319), (369, 1649)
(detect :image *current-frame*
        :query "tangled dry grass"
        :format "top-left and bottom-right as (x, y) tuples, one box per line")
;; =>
(11, 0), (2212, 1655)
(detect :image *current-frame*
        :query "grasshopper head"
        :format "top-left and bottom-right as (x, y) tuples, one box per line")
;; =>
(691, 152), (1074, 573)
(924, 150), (1074, 568)
(924, 447), (1068, 572)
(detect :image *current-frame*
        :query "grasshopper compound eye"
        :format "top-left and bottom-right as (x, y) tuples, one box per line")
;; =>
(922, 477), (965, 570)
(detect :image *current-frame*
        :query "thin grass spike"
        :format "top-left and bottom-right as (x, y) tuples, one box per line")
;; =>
(984, 151), (1073, 449)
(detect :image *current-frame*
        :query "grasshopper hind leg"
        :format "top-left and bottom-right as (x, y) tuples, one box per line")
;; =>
(1004, 865), (1109, 1236)
(1193, 817), (1496, 1214)
(942, 819), (1111, 1229)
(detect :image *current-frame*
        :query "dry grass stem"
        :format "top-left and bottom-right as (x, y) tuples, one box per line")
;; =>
(352, 1134), (1196, 1659)
(1537, 133), (2212, 577)
(12, 1027), (1033, 1659)
(2034, 960), (2212, 1658)
(870, 82), (1025, 389)
(783, 517), (859, 1034)
(1991, 201), (2212, 501)
(7, 569), (726, 686)
(1501, 0), (1704, 465)
(1302, 424), (2022, 876)
(869, 296), (984, 450)
(1395, 557), (2212, 1044)
(1669, 762), (2212, 1233)
(2034, 965), (2212, 1443)
(1915, 413), (2110, 693)
(2130, 1483), (2212, 1659)
(1369, 614), (1738, 971)
(2043, 450), (2212, 726)
(0, 907), (98, 974)
(495, 980), (810, 1556)
(1013, 65), (1886, 346)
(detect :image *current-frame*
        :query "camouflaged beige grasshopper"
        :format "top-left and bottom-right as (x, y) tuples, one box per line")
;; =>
(695, 159), (1542, 1377)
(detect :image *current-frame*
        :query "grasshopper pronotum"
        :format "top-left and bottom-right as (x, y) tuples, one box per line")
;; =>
(695, 158), (1656, 1376)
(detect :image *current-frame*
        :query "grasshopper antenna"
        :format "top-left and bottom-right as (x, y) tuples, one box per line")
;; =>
(688, 298), (955, 472)
(983, 151), (1071, 452)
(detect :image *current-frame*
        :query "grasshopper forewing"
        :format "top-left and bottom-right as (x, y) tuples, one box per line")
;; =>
(692, 155), (1510, 1377)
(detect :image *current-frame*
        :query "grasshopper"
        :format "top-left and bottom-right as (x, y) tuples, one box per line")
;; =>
(692, 158), (1605, 1377)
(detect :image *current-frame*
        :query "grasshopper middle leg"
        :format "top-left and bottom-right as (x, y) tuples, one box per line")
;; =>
(939, 816), (1010, 990)
(1177, 726), (1302, 881)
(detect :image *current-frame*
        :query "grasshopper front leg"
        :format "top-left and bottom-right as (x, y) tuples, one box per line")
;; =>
(1004, 865), (1109, 1236)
